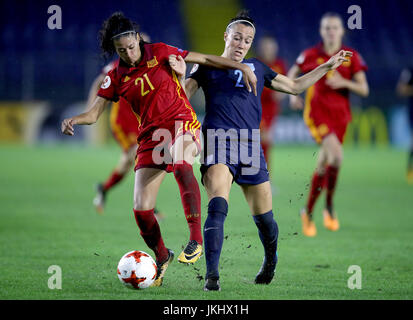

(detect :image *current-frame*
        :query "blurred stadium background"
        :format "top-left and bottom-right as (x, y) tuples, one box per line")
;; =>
(0, 0), (412, 148)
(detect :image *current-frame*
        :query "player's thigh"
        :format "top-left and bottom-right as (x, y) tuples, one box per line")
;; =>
(321, 133), (343, 166)
(315, 147), (328, 174)
(241, 181), (272, 215)
(202, 164), (233, 202)
(133, 167), (167, 210)
(170, 133), (198, 165)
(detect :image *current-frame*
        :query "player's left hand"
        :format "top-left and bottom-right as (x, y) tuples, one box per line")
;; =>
(169, 54), (186, 77)
(325, 50), (352, 70)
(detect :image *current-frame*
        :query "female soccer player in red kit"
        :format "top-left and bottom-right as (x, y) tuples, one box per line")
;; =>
(288, 12), (369, 237)
(61, 12), (257, 286)
(256, 36), (287, 169)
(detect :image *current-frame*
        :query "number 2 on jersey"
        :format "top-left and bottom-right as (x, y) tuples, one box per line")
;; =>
(234, 70), (244, 88)
(135, 73), (155, 96)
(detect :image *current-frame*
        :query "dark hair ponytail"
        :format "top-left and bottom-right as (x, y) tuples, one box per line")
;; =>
(98, 12), (140, 60)
(227, 9), (255, 31)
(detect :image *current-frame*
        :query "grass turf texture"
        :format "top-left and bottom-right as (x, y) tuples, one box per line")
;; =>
(0, 144), (412, 300)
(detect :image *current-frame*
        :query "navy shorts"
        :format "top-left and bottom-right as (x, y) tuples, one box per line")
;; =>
(200, 131), (269, 186)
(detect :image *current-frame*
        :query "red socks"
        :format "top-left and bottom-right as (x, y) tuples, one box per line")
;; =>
(306, 165), (340, 214)
(173, 161), (203, 245)
(306, 172), (325, 215)
(133, 209), (169, 262)
(103, 171), (124, 192)
(325, 165), (339, 212)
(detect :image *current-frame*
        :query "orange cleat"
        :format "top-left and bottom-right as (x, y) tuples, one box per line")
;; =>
(300, 208), (317, 237)
(323, 209), (340, 231)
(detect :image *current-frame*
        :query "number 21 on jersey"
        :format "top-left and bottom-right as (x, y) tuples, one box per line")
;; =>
(135, 73), (155, 96)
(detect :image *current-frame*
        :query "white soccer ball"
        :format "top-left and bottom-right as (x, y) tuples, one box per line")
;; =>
(117, 250), (157, 289)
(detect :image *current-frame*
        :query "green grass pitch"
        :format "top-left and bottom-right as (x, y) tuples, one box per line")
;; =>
(0, 144), (412, 300)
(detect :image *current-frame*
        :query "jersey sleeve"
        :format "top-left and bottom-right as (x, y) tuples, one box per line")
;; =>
(260, 61), (278, 88)
(188, 63), (205, 88)
(295, 50), (310, 73)
(97, 70), (119, 102)
(163, 43), (189, 59)
(351, 51), (368, 74)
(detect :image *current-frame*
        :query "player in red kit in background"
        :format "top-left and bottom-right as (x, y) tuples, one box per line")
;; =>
(256, 35), (287, 174)
(61, 12), (257, 286)
(288, 12), (369, 237)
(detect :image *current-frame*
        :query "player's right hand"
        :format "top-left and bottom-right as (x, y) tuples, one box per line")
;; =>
(290, 95), (304, 110)
(242, 66), (257, 96)
(61, 118), (75, 136)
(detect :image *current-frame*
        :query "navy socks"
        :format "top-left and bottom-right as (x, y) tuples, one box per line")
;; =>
(203, 197), (228, 279)
(253, 211), (279, 265)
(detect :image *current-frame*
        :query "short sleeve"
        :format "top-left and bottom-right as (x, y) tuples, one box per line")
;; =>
(188, 63), (205, 88)
(351, 51), (368, 74)
(163, 43), (189, 59)
(259, 61), (278, 88)
(97, 71), (119, 102)
(295, 51), (308, 71)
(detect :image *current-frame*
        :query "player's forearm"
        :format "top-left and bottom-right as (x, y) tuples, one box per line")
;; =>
(345, 79), (369, 97)
(73, 97), (108, 125)
(293, 64), (330, 94)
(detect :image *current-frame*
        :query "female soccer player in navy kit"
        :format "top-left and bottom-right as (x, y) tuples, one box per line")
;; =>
(170, 11), (352, 291)
(61, 12), (257, 287)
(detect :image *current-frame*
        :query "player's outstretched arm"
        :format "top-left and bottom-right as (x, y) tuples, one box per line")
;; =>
(61, 96), (110, 136)
(185, 51), (257, 96)
(271, 50), (352, 95)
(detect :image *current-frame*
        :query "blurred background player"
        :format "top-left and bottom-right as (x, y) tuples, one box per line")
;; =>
(256, 35), (287, 174)
(396, 66), (413, 183)
(288, 12), (369, 237)
(88, 33), (165, 220)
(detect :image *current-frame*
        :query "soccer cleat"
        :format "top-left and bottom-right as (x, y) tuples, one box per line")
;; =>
(93, 183), (106, 214)
(323, 209), (340, 231)
(203, 277), (221, 291)
(300, 208), (317, 237)
(151, 249), (174, 287)
(255, 253), (277, 284)
(178, 240), (203, 264)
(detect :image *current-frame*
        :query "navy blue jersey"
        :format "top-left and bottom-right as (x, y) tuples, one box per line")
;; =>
(189, 58), (278, 132)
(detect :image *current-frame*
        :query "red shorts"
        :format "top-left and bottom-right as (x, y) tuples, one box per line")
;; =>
(110, 99), (140, 152)
(134, 118), (201, 172)
(304, 113), (348, 144)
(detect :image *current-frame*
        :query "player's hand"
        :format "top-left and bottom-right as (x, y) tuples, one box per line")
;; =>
(289, 94), (304, 110)
(241, 65), (257, 96)
(325, 71), (348, 90)
(61, 118), (75, 136)
(169, 54), (186, 77)
(325, 50), (352, 70)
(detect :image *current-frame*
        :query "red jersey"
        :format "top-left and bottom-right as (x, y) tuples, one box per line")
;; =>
(260, 58), (287, 128)
(102, 61), (140, 151)
(296, 43), (367, 124)
(97, 42), (198, 146)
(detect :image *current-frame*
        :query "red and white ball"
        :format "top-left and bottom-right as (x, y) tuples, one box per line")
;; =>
(117, 250), (157, 289)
